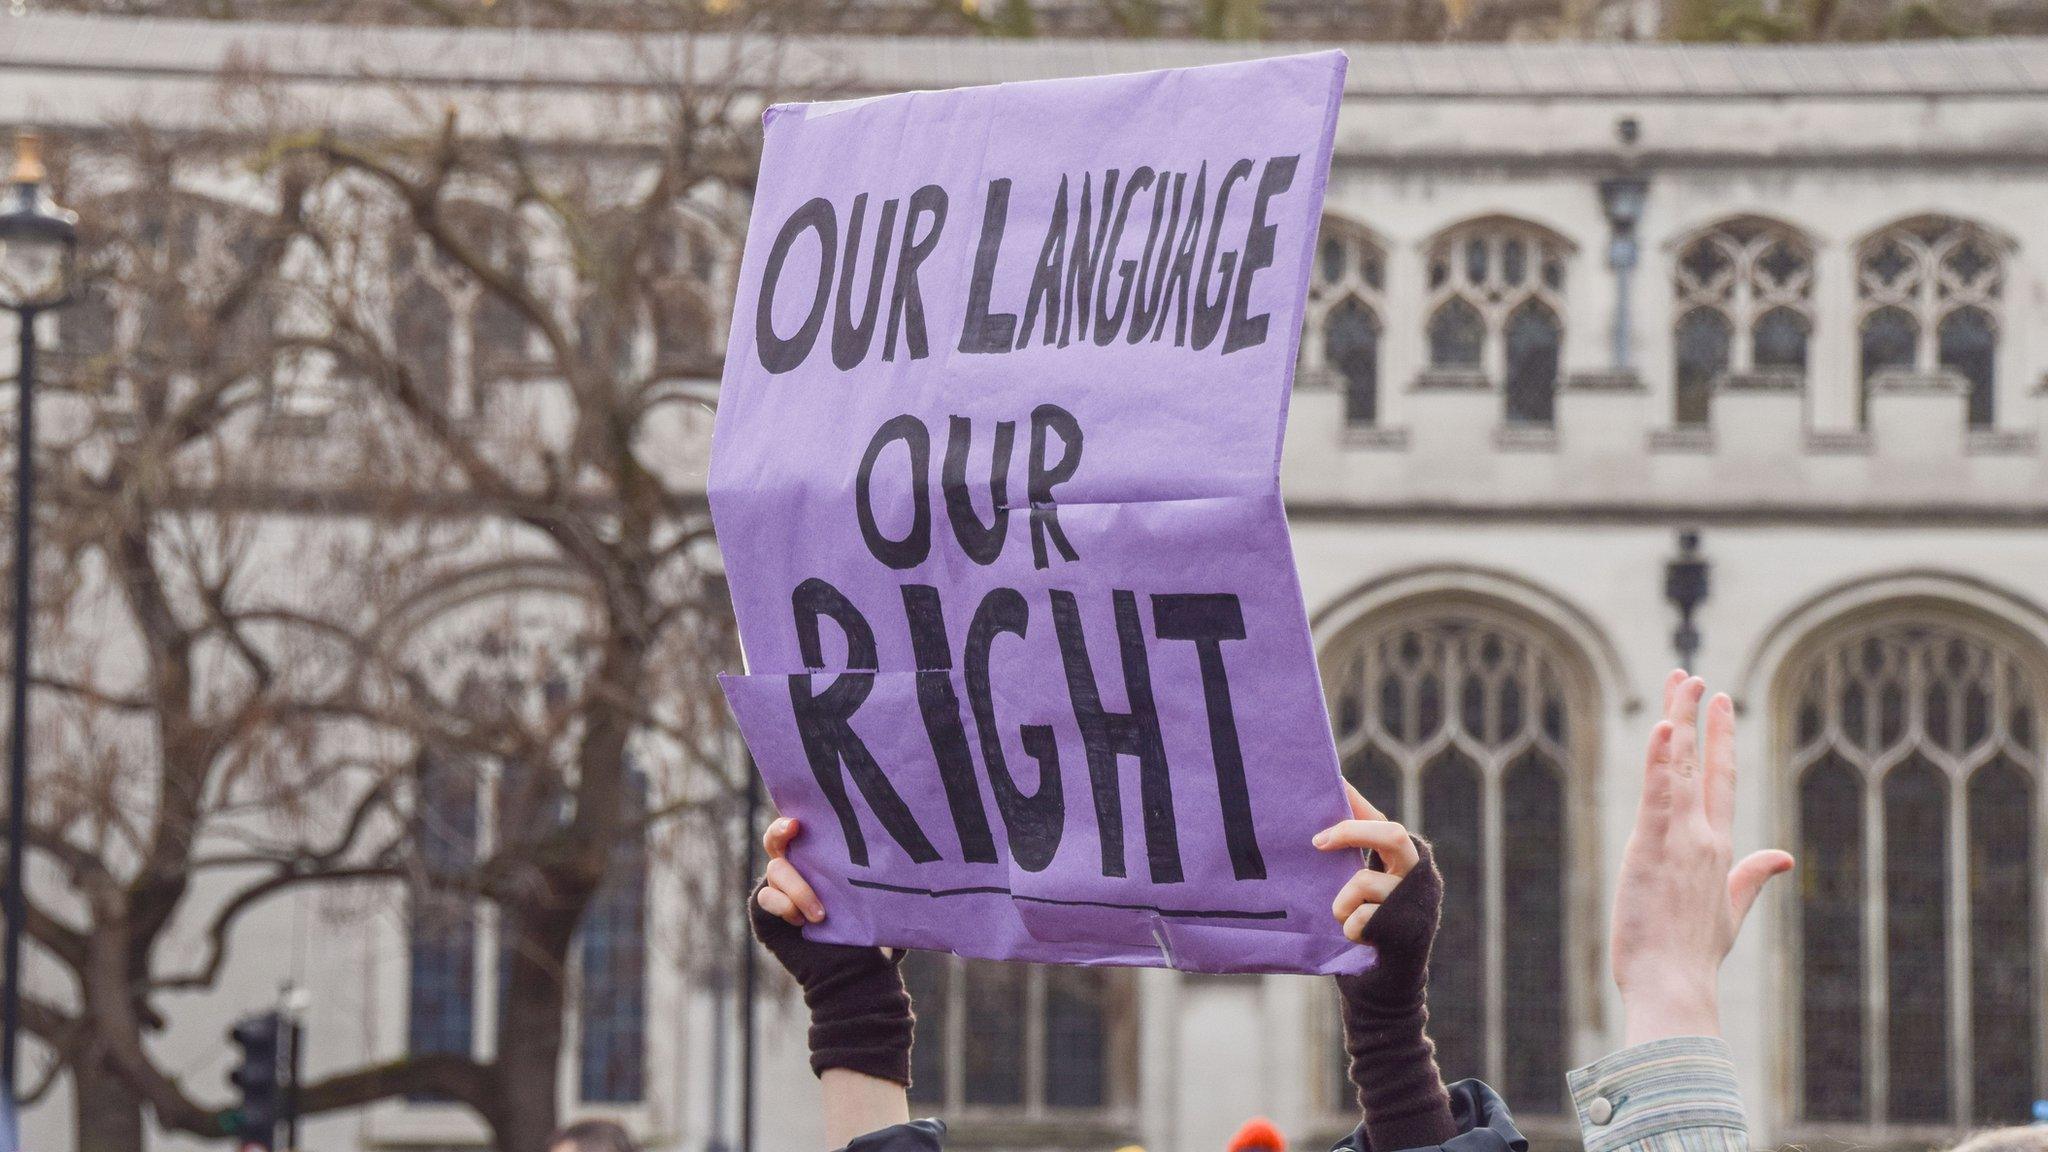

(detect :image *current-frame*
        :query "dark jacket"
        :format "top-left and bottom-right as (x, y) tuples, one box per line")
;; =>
(1332, 1081), (1526, 1152)
(827, 1080), (1522, 1152)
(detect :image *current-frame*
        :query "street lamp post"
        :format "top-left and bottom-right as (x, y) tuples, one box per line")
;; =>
(1664, 529), (1710, 672)
(0, 130), (78, 1120)
(1597, 171), (1649, 374)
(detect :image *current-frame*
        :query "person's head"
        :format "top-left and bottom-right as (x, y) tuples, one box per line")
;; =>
(549, 1119), (637, 1152)
(1226, 1117), (1286, 1152)
(1950, 1128), (2048, 1152)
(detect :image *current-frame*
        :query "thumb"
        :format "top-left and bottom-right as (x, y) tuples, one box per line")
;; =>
(1726, 849), (1795, 930)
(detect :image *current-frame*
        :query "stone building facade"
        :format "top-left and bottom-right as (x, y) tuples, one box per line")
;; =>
(4, 13), (2047, 1152)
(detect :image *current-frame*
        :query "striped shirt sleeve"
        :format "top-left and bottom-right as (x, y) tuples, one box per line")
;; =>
(1566, 1037), (1750, 1152)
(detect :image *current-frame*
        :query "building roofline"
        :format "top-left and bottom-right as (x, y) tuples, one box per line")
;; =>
(7, 11), (2048, 101)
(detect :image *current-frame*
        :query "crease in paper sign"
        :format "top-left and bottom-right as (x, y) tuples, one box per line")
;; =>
(713, 51), (1361, 975)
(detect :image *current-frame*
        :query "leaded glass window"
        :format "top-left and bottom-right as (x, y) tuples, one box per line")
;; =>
(1968, 759), (2037, 1122)
(903, 956), (1129, 1116)
(1428, 298), (1485, 369)
(390, 202), (533, 418)
(1855, 217), (2004, 428)
(1504, 301), (1561, 427)
(1671, 218), (1815, 424)
(651, 219), (726, 376)
(1786, 617), (2045, 1127)
(1423, 220), (1571, 425)
(578, 769), (649, 1103)
(1673, 307), (1733, 428)
(54, 188), (281, 404)
(1939, 307), (1997, 429)
(408, 755), (480, 1085)
(1323, 606), (1587, 1113)
(1306, 217), (1386, 427)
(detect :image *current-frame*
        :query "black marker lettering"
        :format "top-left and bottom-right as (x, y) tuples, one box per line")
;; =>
(964, 587), (1065, 872)
(1051, 589), (1181, 883)
(755, 197), (836, 374)
(959, 179), (1019, 355)
(1224, 155), (1299, 355)
(884, 184), (948, 363)
(787, 578), (938, 867)
(902, 585), (998, 863)
(942, 415), (1013, 565)
(1092, 166), (1152, 346)
(1016, 176), (1070, 349)
(1192, 159), (1253, 352)
(1027, 404), (1082, 570)
(832, 194), (899, 371)
(855, 415), (931, 570)
(1152, 593), (1265, 880)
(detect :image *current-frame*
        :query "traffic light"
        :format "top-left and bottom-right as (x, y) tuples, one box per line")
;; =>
(227, 1012), (283, 1151)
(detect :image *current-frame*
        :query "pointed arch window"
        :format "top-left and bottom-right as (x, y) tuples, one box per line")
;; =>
(1671, 218), (1813, 425)
(1306, 219), (1386, 427)
(651, 216), (728, 378)
(1785, 617), (2045, 1128)
(1323, 605), (1589, 1114)
(53, 188), (281, 406)
(1423, 222), (1570, 426)
(390, 202), (534, 418)
(1856, 218), (2004, 427)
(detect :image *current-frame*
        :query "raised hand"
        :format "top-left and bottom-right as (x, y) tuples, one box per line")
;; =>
(1610, 670), (1796, 1045)
(1315, 780), (1422, 941)
(746, 814), (915, 1109)
(1318, 779), (1456, 1150)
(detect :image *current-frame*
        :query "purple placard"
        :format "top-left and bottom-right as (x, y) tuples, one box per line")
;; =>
(712, 51), (1369, 974)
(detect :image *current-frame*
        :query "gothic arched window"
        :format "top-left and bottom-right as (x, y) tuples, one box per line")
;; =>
(56, 189), (281, 406)
(1306, 219), (1386, 427)
(1856, 217), (2004, 428)
(903, 956), (1131, 1116)
(1424, 221), (1571, 426)
(1785, 616), (2044, 1127)
(1323, 603), (1590, 1114)
(651, 217), (727, 378)
(390, 202), (533, 418)
(1671, 218), (1814, 425)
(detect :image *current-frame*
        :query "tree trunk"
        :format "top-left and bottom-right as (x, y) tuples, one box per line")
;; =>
(491, 906), (579, 1152)
(73, 1048), (147, 1152)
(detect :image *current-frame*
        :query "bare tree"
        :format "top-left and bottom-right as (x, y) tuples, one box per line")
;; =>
(5, 27), (769, 1152)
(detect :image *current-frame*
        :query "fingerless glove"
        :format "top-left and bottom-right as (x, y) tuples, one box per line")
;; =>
(750, 888), (915, 1086)
(1335, 838), (1457, 1152)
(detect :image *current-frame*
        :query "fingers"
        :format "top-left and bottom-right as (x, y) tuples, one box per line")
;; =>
(1669, 676), (1706, 785)
(1636, 720), (1677, 833)
(1661, 667), (1687, 719)
(1343, 779), (1384, 822)
(764, 855), (824, 924)
(1343, 901), (1377, 942)
(1313, 819), (1419, 876)
(1726, 849), (1795, 930)
(757, 883), (805, 927)
(1331, 867), (1401, 925)
(1703, 692), (1739, 835)
(763, 816), (801, 860)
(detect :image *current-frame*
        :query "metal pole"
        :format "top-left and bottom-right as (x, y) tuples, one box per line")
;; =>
(1611, 261), (1634, 371)
(738, 763), (760, 1152)
(283, 1016), (302, 1152)
(4, 307), (40, 1104)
